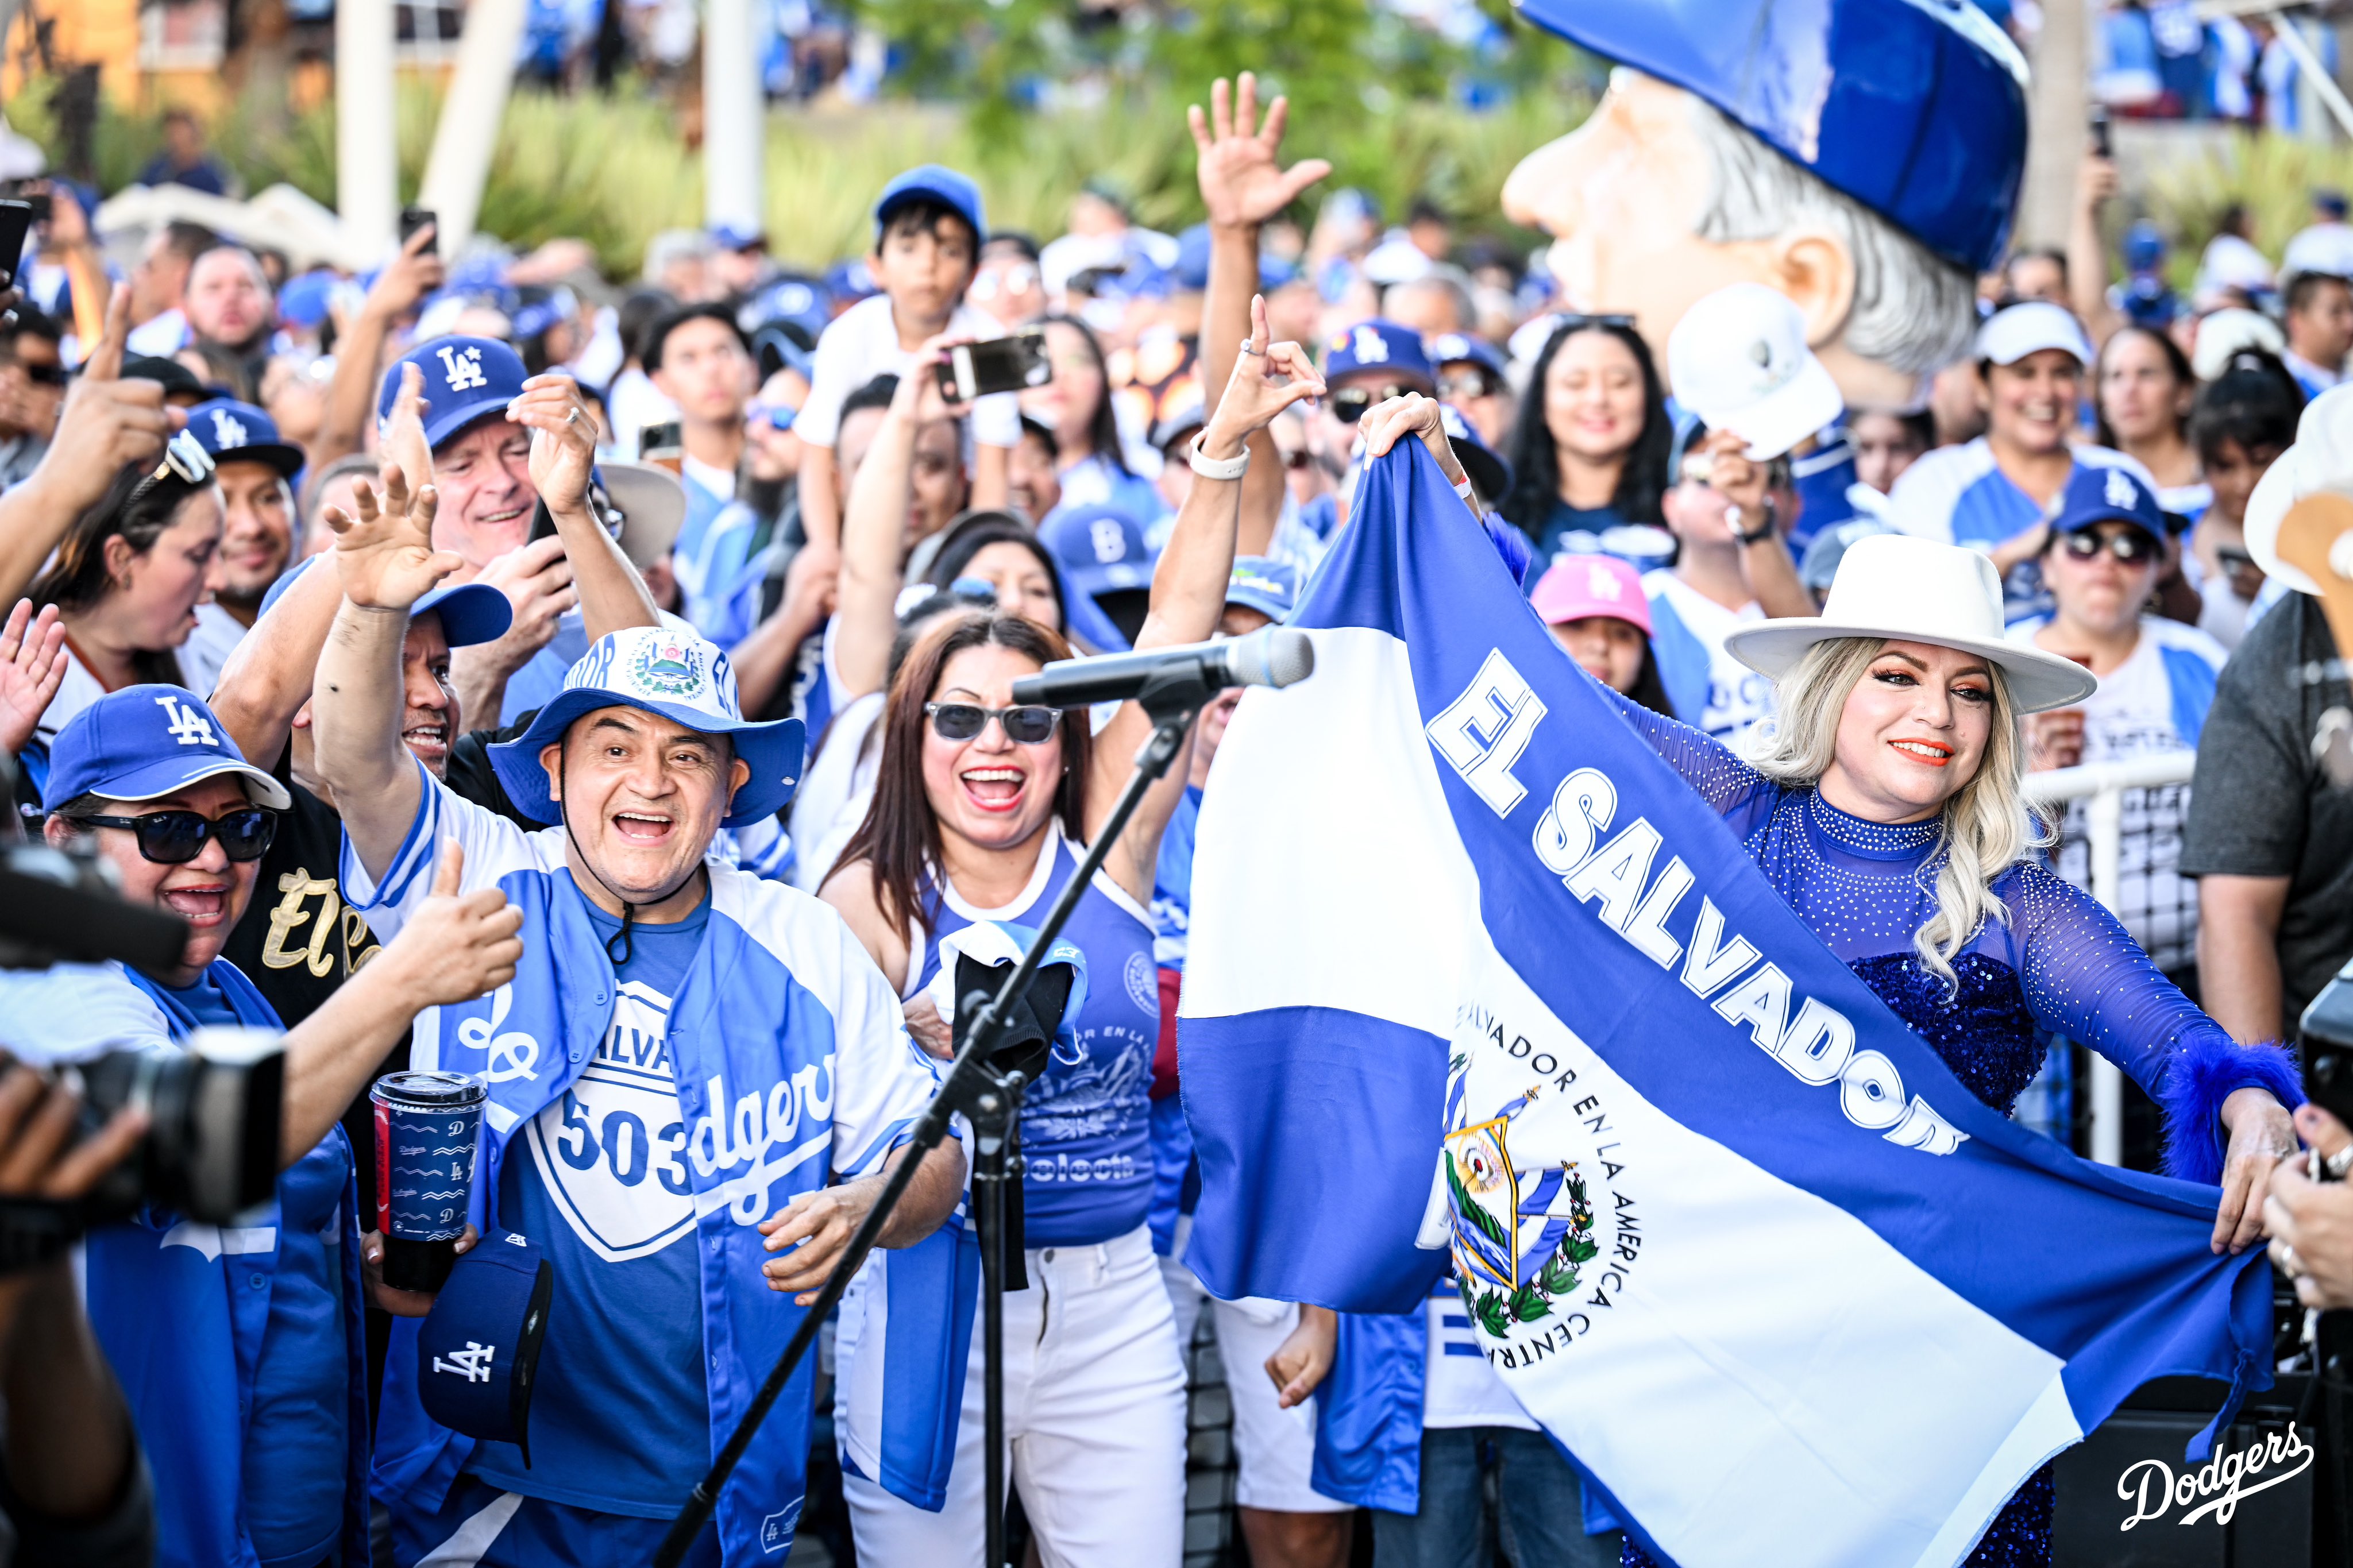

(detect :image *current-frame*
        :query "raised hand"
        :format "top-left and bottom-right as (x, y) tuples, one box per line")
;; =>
(0, 600), (65, 756)
(36, 286), (177, 512)
(326, 461), (460, 612)
(1189, 72), (1333, 231)
(512, 373), (599, 517)
(362, 221), (447, 327)
(383, 361), (432, 497)
(461, 534), (577, 680)
(1198, 294), (1324, 458)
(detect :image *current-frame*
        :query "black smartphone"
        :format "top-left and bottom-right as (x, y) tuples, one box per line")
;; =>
(2089, 106), (2113, 160)
(0, 202), (33, 293)
(399, 205), (439, 254)
(935, 330), (1050, 404)
(2302, 964), (2353, 1138)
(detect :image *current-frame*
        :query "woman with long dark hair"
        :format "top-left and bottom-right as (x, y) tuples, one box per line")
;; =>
(1499, 318), (1672, 570)
(1021, 314), (1167, 527)
(821, 302), (1322, 1563)
(2093, 325), (2207, 515)
(29, 431), (224, 746)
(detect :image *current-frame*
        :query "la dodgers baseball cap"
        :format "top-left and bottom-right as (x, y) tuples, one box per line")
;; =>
(1667, 283), (1845, 462)
(186, 398), (307, 480)
(2050, 462), (2170, 540)
(378, 335), (534, 451)
(874, 165), (986, 245)
(488, 625), (806, 829)
(1530, 554), (1653, 636)
(1431, 332), (1507, 379)
(1974, 302), (2094, 368)
(43, 686), (294, 814)
(1324, 319), (1436, 387)
(259, 557), (514, 650)
(418, 1230), (553, 1463)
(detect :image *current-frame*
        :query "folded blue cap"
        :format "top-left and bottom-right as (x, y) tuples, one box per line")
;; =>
(418, 1230), (553, 1463)
(1515, 0), (2029, 274)
(378, 335), (533, 451)
(2052, 462), (2171, 539)
(1040, 504), (1156, 602)
(1224, 557), (1299, 623)
(1324, 319), (1435, 387)
(187, 398), (307, 480)
(258, 555), (514, 650)
(874, 164), (986, 246)
(43, 686), (294, 814)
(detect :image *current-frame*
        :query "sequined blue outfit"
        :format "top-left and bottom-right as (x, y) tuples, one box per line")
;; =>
(1603, 691), (2299, 1568)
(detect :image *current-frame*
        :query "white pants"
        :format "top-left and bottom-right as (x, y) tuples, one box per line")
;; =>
(841, 1223), (1187, 1567)
(1159, 1251), (1349, 1515)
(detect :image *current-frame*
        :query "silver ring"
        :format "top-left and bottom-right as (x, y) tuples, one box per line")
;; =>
(1238, 342), (1264, 357)
(2274, 1240), (2305, 1279)
(565, 407), (581, 427)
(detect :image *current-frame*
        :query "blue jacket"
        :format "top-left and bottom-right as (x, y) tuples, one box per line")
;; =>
(350, 768), (938, 1562)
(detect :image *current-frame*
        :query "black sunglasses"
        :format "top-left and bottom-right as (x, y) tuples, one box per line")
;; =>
(70, 806), (277, 864)
(1329, 384), (1415, 424)
(925, 702), (1063, 745)
(1558, 313), (1637, 334)
(20, 362), (66, 388)
(2060, 527), (2157, 565)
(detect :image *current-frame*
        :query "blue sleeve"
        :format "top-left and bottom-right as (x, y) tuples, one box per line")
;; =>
(2008, 864), (2302, 1182)
(1579, 665), (1784, 833)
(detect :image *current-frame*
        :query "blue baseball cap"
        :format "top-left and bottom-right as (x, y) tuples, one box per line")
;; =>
(825, 258), (878, 303)
(259, 555), (513, 650)
(187, 399), (307, 480)
(43, 686), (293, 813)
(1039, 505), (1156, 601)
(2051, 463), (2170, 540)
(2123, 221), (2167, 275)
(1516, 0), (2029, 275)
(379, 335), (532, 451)
(276, 269), (339, 331)
(1224, 557), (1299, 623)
(488, 626), (805, 829)
(874, 165), (986, 245)
(1324, 319), (1435, 388)
(1438, 403), (1514, 504)
(1430, 332), (1507, 380)
(417, 1230), (553, 1463)
(710, 221), (767, 252)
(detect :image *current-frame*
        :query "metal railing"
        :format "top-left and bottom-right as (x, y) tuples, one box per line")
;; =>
(2024, 751), (2200, 1167)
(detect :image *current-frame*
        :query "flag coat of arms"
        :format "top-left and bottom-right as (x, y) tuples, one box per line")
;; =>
(1177, 444), (2274, 1568)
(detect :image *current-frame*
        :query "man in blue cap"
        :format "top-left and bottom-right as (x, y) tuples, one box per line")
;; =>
(1500, 0), (2025, 416)
(310, 462), (963, 1566)
(796, 164), (1019, 596)
(1302, 319), (1437, 540)
(176, 396), (308, 696)
(11, 681), (525, 1568)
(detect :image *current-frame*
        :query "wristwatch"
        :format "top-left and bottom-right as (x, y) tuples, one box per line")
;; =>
(1729, 497), (1779, 545)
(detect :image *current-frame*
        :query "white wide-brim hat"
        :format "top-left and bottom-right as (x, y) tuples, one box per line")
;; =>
(2242, 380), (2353, 597)
(1721, 535), (2098, 713)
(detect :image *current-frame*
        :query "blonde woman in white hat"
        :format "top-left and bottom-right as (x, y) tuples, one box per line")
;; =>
(1608, 531), (2301, 1568)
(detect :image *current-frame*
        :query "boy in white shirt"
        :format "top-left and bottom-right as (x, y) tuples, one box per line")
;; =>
(796, 165), (1017, 578)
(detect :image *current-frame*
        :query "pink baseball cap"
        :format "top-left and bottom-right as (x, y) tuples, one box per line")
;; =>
(1530, 554), (1652, 635)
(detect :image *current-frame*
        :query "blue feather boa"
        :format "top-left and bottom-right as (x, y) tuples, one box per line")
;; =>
(2159, 1031), (2304, 1184)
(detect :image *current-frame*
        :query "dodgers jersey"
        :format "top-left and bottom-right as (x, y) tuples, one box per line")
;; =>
(1886, 438), (2154, 552)
(346, 764), (939, 1562)
(1641, 571), (1770, 751)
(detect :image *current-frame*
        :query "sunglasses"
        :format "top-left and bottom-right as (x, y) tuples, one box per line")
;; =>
(1329, 384), (1414, 424)
(20, 362), (65, 388)
(925, 702), (1063, 745)
(128, 428), (216, 507)
(1558, 313), (1637, 334)
(1437, 369), (1499, 403)
(71, 806), (278, 864)
(2059, 527), (2157, 565)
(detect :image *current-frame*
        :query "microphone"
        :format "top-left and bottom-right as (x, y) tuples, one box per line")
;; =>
(1010, 626), (1315, 709)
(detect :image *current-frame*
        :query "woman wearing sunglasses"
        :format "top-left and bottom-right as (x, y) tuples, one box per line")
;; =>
(22, 682), (523, 1568)
(1496, 316), (1673, 574)
(28, 431), (223, 750)
(820, 299), (1322, 1566)
(2009, 464), (2227, 980)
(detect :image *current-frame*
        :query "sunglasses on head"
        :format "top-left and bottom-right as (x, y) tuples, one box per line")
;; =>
(128, 428), (216, 508)
(2060, 527), (2157, 564)
(1329, 384), (1414, 424)
(71, 806), (278, 864)
(925, 702), (1063, 745)
(1558, 313), (1637, 334)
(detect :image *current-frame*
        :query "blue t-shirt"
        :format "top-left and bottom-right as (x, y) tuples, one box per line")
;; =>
(1150, 785), (1202, 971)
(165, 971), (352, 1568)
(470, 894), (713, 1516)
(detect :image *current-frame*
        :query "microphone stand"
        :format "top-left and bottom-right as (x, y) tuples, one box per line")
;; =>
(655, 666), (1217, 1567)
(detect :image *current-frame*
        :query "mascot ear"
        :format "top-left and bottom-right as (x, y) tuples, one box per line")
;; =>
(1772, 228), (1859, 353)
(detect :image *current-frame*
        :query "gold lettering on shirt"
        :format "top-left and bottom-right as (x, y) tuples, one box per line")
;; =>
(262, 871), (344, 978)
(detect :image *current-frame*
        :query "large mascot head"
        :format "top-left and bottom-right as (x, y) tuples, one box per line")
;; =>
(1502, 0), (2028, 412)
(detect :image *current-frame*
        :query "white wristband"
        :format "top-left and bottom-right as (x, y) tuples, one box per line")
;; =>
(1453, 477), (1476, 503)
(1189, 433), (1251, 481)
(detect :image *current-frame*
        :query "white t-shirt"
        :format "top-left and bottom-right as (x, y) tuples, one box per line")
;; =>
(1642, 570), (1772, 751)
(604, 367), (679, 461)
(1421, 1277), (1536, 1430)
(795, 295), (1020, 451)
(681, 454), (736, 505)
(176, 603), (247, 700)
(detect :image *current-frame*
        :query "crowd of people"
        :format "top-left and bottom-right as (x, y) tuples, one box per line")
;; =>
(0, 41), (2350, 1568)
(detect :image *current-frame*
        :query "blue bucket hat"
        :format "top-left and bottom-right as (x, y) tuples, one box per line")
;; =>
(2052, 463), (2171, 540)
(43, 686), (294, 813)
(1515, 0), (2029, 275)
(379, 335), (533, 451)
(487, 626), (805, 830)
(875, 165), (986, 246)
(187, 398), (308, 480)
(417, 1230), (553, 1463)
(1224, 557), (1299, 623)
(1324, 319), (1436, 388)
(259, 556), (513, 650)
(1040, 505), (1156, 601)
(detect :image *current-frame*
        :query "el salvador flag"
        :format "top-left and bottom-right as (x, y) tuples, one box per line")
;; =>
(1176, 443), (2274, 1568)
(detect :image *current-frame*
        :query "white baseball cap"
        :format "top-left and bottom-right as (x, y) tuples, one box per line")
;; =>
(1974, 302), (2094, 368)
(1665, 283), (1844, 462)
(2243, 380), (2353, 597)
(2283, 223), (2353, 284)
(2189, 307), (2285, 383)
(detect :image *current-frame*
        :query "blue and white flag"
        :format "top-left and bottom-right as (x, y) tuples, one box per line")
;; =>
(1178, 443), (2274, 1568)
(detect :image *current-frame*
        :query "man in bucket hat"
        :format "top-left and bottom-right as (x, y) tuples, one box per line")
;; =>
(311, 466), (963, 1565)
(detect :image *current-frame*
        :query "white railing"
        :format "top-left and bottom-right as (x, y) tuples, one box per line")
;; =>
(2023, 752), (2200, 1166)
